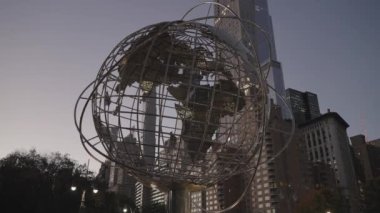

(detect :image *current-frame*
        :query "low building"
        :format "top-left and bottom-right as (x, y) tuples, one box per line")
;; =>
(299, 111), (360, 213)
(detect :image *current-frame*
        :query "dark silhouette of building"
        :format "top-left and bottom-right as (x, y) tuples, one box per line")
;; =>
(285, 88), (321, 124)
(351, 135), (380, 181)
(310, 162), (337, 190)
(367, 139), (380, 178)
(351, 135), (375, 182)
(97, 161), (137, 200)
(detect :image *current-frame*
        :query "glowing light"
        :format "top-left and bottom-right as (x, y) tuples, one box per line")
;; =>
(141, 81), (153, 93)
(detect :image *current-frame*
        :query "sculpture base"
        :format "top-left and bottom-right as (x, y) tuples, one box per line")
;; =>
(168, 184), (190, 213)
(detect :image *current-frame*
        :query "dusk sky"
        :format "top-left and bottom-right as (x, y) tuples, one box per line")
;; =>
(1, 0), (379, 172)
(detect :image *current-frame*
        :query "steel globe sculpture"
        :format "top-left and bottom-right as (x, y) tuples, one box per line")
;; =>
(75, 3), (293, 212)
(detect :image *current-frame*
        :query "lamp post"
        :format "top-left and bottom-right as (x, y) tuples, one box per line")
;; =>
(70, 186), (99, 213)
(70, 159), (98, 213)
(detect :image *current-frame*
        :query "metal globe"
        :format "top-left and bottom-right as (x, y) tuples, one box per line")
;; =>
(75, 20), (269, 191)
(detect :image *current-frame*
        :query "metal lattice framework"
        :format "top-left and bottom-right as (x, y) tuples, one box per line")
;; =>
(76, 20), (267, 188)
(74, 3), (294, 212)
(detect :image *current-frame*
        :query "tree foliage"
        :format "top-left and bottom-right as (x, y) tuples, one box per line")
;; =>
(0, 149), (135, 213)
(295, 188), (348, 213)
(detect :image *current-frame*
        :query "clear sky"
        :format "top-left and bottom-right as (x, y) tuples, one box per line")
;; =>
(1, 0), (379, 172)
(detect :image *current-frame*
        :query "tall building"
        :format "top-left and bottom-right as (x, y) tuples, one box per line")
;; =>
(369, 138), (380, 148)
(190, 105), (311, 213)
(351, 135), (380, 181)
(96, 127), (138, 200)
(135, 182), (167, 210)
(367, 138), (380, 178)
(107, 162), (137, 199)
(299, 111), (360, 213)
(350, 135), (375, 182)
(215, 0), (287, 117)
(247, 105), (311, 213)
(285, 88), (321, 124)
(134, 89), (158, 208)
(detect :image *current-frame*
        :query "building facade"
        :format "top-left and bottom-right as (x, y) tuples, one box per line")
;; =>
(285, 88), (321, 124)
(351, 135), (380, 181)
(247, 105), (311, 213)
(190, 105), (311, 213)
(215, 0), (287, 117)
(351, 135), (375, 182)
(299, 111), (360, 213)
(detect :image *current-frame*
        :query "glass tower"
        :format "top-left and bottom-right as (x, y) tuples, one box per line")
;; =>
(215, 0), (287, 117)
(285, 88), (321, 124)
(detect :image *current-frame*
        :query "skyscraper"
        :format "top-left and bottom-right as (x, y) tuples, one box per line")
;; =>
(285, 88), (321, 124)
(247, 105), (311, 213)
(215, 0), (287, 117)
(189, 1), (297, 212)
(190, 104), (311, 213)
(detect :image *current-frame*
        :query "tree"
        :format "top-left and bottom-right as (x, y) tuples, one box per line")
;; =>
(0, 149), (92, 213)
(295, 187), (347, 213)
(0, 149), (139, 213)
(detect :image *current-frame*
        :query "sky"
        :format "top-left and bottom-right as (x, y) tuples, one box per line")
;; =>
(0, 0), (379, 172)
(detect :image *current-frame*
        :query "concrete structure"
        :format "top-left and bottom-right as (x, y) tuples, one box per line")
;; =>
(190, 105), (311, 213)
(285, 88), (321, 124)
(299, 111), (360, 213)
(367, 138), (380, 178)
(351, 135), (380, 180)
(135, 182), (167, 209)
(310, 162), (337, 190)
(96, 129), (138, 200)
(369, 138), (380, 148)
(350, 135), (375, 182)
(247, 105), (311, 213)
(96, 160), (137, 201)
(107, 162), (137, 199)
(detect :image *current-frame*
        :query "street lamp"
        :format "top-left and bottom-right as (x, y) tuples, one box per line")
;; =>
(71, 159), (101, 213)
(70, 185), (99, 213)
(123, 208), (128, 213)
(326, 211), (332, 213)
